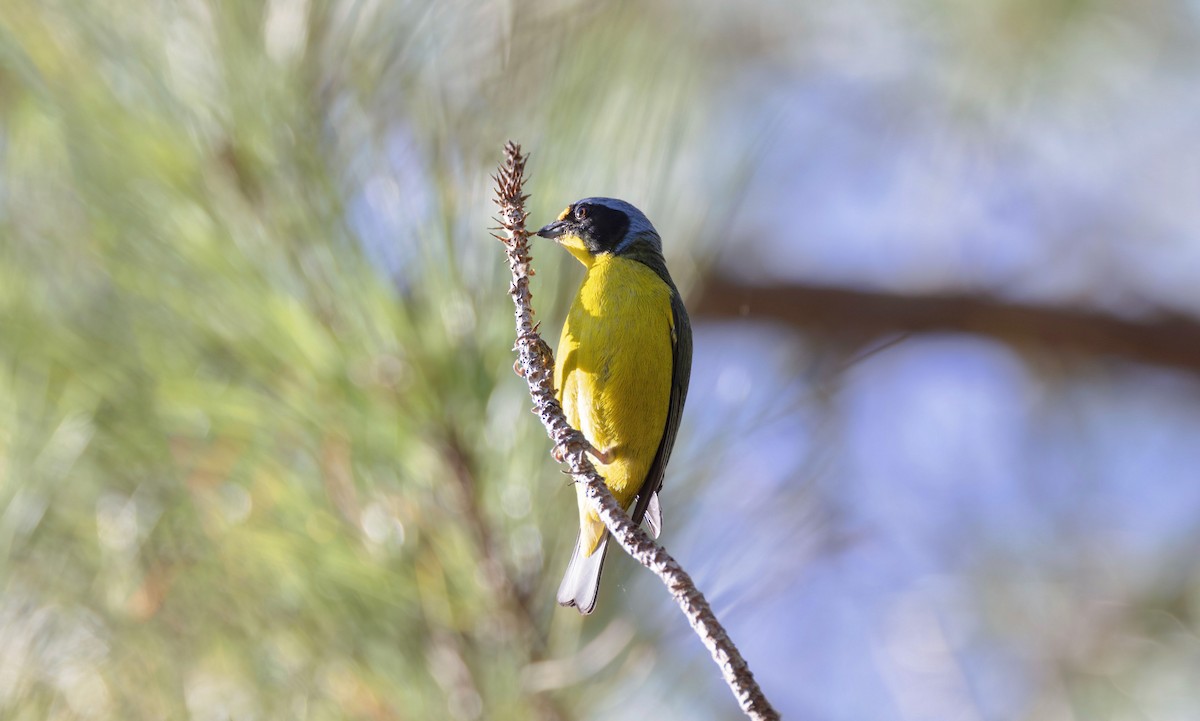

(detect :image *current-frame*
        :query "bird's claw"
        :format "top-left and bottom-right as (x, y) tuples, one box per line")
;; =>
(587, 444), (614, 465)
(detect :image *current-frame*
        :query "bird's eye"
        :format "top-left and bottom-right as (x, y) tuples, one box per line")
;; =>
(575, 204), (588, 220)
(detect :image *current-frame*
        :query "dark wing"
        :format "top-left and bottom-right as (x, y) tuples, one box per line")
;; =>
(630, 288), (692, 527)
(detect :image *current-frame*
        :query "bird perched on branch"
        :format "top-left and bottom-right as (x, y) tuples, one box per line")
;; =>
(536, 198), (692, 614)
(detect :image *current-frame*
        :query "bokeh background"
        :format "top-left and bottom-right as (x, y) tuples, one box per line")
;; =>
(3, 1), (1200, 719)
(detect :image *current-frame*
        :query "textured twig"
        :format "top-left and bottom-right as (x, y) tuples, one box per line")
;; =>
(492, 141), (780, 720)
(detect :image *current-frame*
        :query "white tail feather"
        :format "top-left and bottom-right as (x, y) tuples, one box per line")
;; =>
(645, 492), (662, 538)
(556, 533), (609, 614)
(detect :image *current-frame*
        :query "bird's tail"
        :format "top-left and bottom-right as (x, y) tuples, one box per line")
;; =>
(556, 530), (609, 614)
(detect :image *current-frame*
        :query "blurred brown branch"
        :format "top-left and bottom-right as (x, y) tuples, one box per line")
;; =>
(440, 432), (567, 721)
(492, 142), (780, 721)
(694, 277), (1200, 372)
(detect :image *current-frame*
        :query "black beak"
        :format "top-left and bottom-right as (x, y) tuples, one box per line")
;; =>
(536, 220), (569, 239)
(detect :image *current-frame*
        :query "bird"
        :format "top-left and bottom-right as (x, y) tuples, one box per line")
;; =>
(535, 197), (692, 614)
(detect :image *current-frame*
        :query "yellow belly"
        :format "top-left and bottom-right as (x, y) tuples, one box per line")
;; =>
(555, 254), (675, 555)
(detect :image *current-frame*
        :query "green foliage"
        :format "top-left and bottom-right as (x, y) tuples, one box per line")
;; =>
(0, 1), (735, 718)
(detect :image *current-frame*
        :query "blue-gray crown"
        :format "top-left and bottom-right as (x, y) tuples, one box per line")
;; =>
(575, 197), (661, 254)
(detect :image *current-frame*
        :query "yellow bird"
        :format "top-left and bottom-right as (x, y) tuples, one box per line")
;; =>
(536, 198), (692, 614)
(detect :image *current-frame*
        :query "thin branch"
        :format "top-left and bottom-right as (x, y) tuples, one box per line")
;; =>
(492, 141), (780, 721)
(693, 276), (1200, 373)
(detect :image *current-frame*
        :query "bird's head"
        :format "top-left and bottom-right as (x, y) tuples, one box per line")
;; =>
(536, 197), (662, 267)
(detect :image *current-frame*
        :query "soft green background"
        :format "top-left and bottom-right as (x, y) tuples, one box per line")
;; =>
(4, 1), (1200, 720)
(0, 2), (729, 719)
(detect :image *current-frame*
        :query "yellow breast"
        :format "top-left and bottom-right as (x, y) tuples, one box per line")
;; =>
(555, 253), (675, 545)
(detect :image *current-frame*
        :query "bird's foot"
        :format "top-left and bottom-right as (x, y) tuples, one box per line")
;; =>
(586, 444), (614, 465)
(551, 442), (611, 465)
